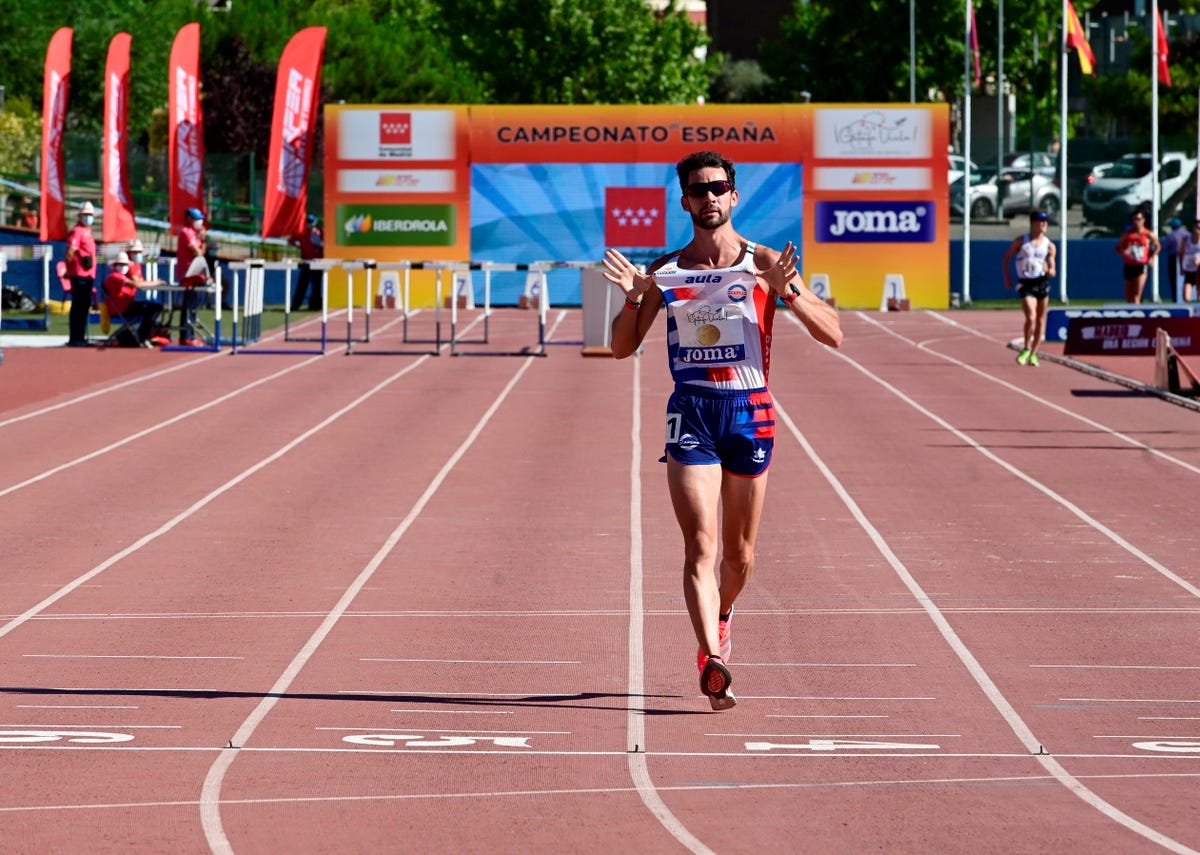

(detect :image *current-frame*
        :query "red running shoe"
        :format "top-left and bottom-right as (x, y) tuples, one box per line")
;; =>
(700, 655), (736, 711)
(696, 606), (734, 672)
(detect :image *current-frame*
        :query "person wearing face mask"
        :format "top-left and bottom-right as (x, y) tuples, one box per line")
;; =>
(126, 239), (148, 281)
(102, 251), (164, 346)
(64, 202), (98, 346)
(175, 208), (208, 346)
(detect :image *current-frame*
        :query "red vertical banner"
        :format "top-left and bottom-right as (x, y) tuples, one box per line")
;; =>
(1156, 11), (1171, 87)
(103, 33), (136, 242)
(40, 27), (72, 242)
(168, 23), (204, 228)
(262, 27), (326, 238)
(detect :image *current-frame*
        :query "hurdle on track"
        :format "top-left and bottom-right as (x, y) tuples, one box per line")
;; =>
(283, 258), (339, 347)
(0, 244), (54, 332)
(233, 259), (328, 355)
(159, 263), (222, 353)
(343, 260), (445, 356)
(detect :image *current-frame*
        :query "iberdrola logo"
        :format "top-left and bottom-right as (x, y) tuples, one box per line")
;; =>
(344, 213), (374, 234)
(338, 204), (456, 247)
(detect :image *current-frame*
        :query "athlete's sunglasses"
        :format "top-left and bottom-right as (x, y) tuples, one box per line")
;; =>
(684, 180), (734, 199)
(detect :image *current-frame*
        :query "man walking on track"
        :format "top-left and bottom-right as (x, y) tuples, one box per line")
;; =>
(1002, 208), (1056, 367)
(602, 150), (843, 710)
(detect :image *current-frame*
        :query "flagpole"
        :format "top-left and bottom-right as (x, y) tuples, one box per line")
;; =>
(963, 0), (972, 306)
(1151, 0), (1161, 302)
(1059, 0), (1069, 304)
(909, 0), (916, 102)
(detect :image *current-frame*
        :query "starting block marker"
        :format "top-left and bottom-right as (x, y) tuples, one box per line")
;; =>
(881, 273), (909, 311)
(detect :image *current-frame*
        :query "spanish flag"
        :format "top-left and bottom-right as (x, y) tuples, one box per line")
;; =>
(1065, 0), (1095, 76)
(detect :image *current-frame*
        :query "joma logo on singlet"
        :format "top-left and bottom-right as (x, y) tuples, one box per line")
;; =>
(815, 201), (935, 243)
(681, 346), (741, 363)
(684, 274), (723, 284)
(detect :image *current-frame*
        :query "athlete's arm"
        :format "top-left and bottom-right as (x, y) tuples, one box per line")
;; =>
(1001, 236), (1022, 289)
(758, 242), (842, 349)
(604, 248), (665, 359)
(1044, 239), (1057, 279)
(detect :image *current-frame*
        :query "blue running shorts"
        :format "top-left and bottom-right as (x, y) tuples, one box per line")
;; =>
(664, 386), (775, 477)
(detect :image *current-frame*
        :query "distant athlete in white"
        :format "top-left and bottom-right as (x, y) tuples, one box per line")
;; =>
(603, 150), (843, 710)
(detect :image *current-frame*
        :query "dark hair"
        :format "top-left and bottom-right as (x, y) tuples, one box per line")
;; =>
(676, 151), (736, 193)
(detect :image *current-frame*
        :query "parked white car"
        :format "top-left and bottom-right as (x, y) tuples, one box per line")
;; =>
(1083, 152), (1198, 231)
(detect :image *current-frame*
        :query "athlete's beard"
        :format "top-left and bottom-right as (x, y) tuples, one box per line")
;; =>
(691, 208), (730, 230)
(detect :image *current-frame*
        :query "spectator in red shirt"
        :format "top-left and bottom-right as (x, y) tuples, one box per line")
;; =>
(102, 252), (163, 345)
(290, 214), (324, 311)
(176, 208), (207, 345)
(65, 202), (98, 347)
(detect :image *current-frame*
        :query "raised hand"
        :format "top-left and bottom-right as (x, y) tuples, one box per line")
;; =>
(760, 241), (798, 295)
(602, 249), (655, 301)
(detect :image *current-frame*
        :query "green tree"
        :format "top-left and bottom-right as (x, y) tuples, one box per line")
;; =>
(0, 99), (42, 174)
(432, 0), (714, 104)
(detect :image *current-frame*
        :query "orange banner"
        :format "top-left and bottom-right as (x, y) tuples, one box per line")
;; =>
(469, 104), (806, 164)
(262, 27), (326, 239)
(168, 23), (204, 228)
(40, 27), (72, 242)
(103, 33), (136, 242)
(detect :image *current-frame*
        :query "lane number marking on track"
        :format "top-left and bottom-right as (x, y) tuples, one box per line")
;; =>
(0, 730), (134, 744)
(343, 733), (532, 749)
(745, 739), (941, 753)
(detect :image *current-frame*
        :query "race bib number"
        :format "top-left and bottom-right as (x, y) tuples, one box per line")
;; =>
(1020, 257), (1045, 278)
(666, 412), (681, 444)
(1126, 243), (1147, 262)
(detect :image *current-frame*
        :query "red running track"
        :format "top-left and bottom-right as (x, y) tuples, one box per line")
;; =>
(0, 307), (1197, 853)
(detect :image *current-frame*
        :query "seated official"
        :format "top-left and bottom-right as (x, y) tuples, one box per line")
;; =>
(103, 252), (165, 346)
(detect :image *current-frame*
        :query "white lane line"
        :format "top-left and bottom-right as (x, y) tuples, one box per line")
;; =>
(199, 337), (540, 855)
(744, 696), (935, 701)
(780, 315), (1199, 855)
(1141, 717), (1200, 721)
(0, 723), (180, 729)
(0, 314), (334, 430)
(388, 710), (513, 715)
(314, 728), (569, 734)
(22, 654), (243, 660)
(736, 662), (915, 668)
(708, 733), (960, 738)
(1063, 698), (1200, 704)
(624, 354), (712, 855)
(337, 690), (598, 698)
(1095, 735), (1200, 739)
(889, 311), (1200, 478)
(16, 705), (139, 710)
(361, 658), (579, 665)
(768, 710), (892, 715)
(1032, 664), (1200, 670)
(10, 771), (1200, 814)
(834, 316), (1200, 601)
(0, 314), (452, 646)
(0, 313), (409, 498)
(14, 605), (1198, 622)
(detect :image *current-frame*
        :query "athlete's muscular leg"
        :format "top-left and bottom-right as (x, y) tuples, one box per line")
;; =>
(667, 458), (724, 657)
(717, 470), (769, 613)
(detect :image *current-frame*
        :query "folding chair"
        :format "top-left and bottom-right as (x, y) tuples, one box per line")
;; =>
(98, 300), (149, 348)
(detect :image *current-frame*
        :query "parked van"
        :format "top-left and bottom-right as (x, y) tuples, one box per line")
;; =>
(1082, 152), (1197, 231)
